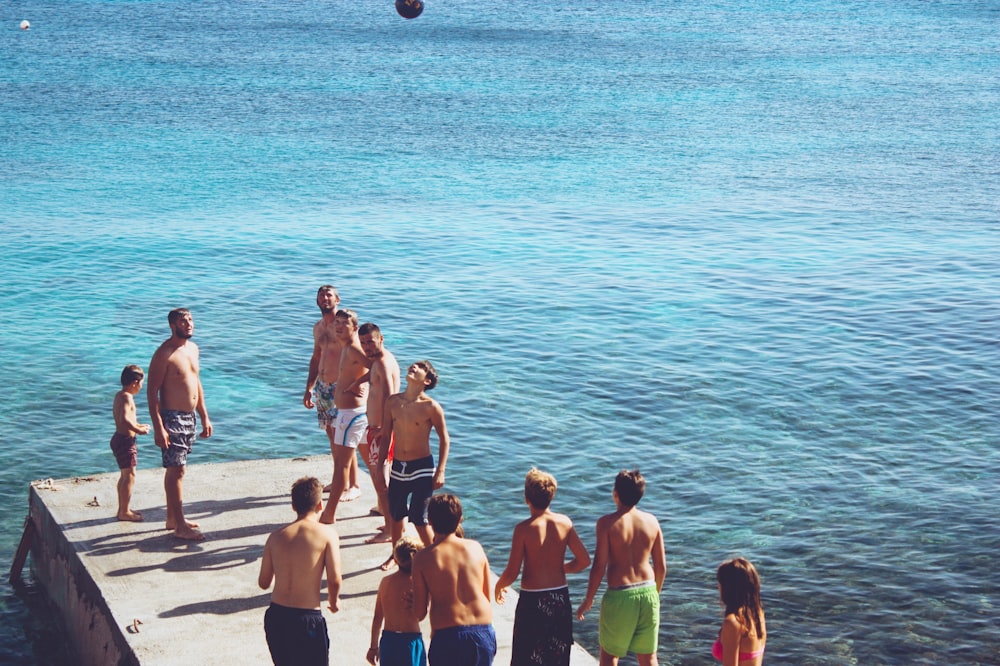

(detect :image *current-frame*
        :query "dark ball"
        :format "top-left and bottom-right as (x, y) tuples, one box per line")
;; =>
(395, 0), (423, 19)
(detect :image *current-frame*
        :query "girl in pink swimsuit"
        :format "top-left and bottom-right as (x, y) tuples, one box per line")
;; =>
(713, 557), (766, 665)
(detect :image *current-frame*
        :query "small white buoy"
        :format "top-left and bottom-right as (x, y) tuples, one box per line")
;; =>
(20, 20), (30, 30)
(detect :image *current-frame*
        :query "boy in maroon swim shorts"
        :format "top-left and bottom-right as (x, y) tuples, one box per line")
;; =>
(110, 365), (151, 522)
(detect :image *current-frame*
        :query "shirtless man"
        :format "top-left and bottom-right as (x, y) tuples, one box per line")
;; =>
(494, 468), (591, 666)
(319, 309), (370, 524)
(576, 469), (667, 666)
(303, 285), (360, 500)
(358, 322), (400, 545)
(412, 494), (496, 666)
(147, 308), (212, 541)
(258, 476), (342, 666)
(379, 361), (449, 551)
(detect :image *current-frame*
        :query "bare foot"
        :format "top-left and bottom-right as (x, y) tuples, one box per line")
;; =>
(172, 527), (205, 541)
(165, 520), (200, 530)
(323, 483), (334, 493)
(369, 506), (383, 516)
(379, 554), (397, 571)
(117, 510), (144, 522)
(341, 486), (361, 502)
(365, 531), (393, 544)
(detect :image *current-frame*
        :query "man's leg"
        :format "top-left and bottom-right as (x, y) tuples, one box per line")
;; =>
(164, 465), (203, 540)
(320, 444), (353, 524)
(325, 426), (338, 492)
(636, 653), (658, 666)
(599, 648), (619, 666)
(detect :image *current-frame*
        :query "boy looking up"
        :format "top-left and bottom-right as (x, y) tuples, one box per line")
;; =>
(110, 364), (151, 522)
(576, 469), (666, 666)
(495, 468), (591, 666)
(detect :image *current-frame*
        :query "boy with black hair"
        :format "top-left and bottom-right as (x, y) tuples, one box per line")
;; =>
(110, 364), (151, 522)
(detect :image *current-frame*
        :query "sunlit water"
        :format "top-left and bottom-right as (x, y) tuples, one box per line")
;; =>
(1, 1), (998, 664)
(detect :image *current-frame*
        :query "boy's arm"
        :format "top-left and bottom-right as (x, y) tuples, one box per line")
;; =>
(431, 403), (449, 489)
(378, 397), (398, 469)
(652, 523), (667, 593)
(564, 524), (591, 574)
(325, 533), (342, 613)
(257, 538), (274, 590)
(367, 585), (385, 665)
(121, 395), (150, 435)
(576, 518), (608, 620)
(494, 523), (526, 604)
(146, 350), (168, 449)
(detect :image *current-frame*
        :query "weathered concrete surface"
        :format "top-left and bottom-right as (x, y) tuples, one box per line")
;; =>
(27, 456), (596, 665)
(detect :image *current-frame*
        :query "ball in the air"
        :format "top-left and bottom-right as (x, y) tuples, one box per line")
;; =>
(395, 0), (423, 19)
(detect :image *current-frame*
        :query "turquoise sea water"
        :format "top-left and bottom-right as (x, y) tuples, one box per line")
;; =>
(2, 1), (998, 663)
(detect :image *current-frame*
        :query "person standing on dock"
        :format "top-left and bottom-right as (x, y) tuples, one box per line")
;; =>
(494, 468), (591, 666)
(379, 360), (450, 553)
(358, 322), (401, 546)
(412, 493), (496, 666)
(319, 308), (370, 524)
(259, 476), (342, 666)
(147, 308), (212, 541)
(575, 469), (666, 666)
(303, 285), (361, 503)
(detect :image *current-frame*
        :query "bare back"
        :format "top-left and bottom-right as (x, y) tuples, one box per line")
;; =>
(601, 507), (663, 588)
(378, 571), (421, 633)
(367, 350), (400, 427)
(260, 519), (341, 610)
(413, 535), (493, 631)
(519, 512), (583, 590)
(113, 391), (139, 435)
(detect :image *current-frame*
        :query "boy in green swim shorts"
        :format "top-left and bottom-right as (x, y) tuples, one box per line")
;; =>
(576, 469), (666, 666)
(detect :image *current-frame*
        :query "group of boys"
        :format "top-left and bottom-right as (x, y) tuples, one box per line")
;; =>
(107, 287), (667, 666)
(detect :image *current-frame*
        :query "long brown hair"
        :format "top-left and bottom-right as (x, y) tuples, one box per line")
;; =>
(717, 557), (765, 640)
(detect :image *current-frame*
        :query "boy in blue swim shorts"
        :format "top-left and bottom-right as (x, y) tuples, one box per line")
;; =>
(575, 469), (667, 666)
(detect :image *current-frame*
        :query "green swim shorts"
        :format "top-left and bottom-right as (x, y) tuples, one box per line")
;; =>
(598, 581), (660, 658)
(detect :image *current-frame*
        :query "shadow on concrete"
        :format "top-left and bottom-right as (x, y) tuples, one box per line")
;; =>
(106, 542), (266, 577)
(159, 591), (272, 618)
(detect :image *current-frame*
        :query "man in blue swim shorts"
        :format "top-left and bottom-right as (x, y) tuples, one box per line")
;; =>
(412, 494), (496, 666)
(576, 469), (666, 666)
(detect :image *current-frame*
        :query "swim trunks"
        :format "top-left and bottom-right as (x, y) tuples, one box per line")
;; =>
(598, 581), (660, 658)
(388, 456), (435, 526)
(264, 602), (329, 666)
(313, 380), (337, 429)
(160, 410), (195, 468)
(333, 406), (367, 448)
(379, 630), (427, 666)
(512, 586), (572, 666)
(366, 426), (394, 467)
(110, 432), (137, 469)
(428, 624), (496, 666)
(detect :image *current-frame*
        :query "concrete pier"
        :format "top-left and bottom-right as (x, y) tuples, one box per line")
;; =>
(24, 455), (597, 665)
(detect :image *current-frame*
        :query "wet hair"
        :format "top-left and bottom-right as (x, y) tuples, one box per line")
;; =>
(717, 557), (765, 640)
(524, 468), (557, 510)
(335, 308), (359, 329)
(393, 536), (422, 574)
(358, 322), (381, 338)
(414, 360), (439, 391)
(167, 308), (191, 326)
(291, 477), (323, 516)
(316, 284), (339, 299)
(120, 364), (144, 387)
(614, 469), (645, 507)
(427, 493), (462, 535)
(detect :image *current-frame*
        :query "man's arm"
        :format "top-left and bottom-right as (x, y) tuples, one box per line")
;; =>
(377, 396), (398, 469)
(303, 332), (320, 408)
(257, 538), (274, 590)
(651, 523), (667, 593)
(147, 348), (168, 449)
(410, 554), (430, 622)
(325, 532), (342, 613)
(430, 403), (449, 489)
(576, 517), (608, 620)
(195, 375), (212, 438)
(564, 524), (591, 575)
(494, 523), (526, 603)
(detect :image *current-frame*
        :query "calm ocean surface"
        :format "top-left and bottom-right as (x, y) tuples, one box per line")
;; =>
(2, 1), (998, 663)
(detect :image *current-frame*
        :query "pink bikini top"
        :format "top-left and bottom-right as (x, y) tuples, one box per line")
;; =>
(712, 639), (765, 662)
